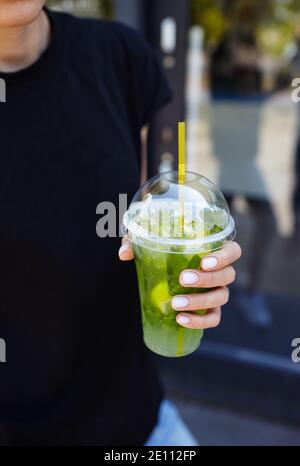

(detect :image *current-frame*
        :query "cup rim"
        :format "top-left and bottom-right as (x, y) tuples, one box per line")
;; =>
(122, 212), (235, 250)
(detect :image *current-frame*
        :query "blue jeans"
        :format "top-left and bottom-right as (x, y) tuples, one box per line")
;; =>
(145, 400), (198, 446)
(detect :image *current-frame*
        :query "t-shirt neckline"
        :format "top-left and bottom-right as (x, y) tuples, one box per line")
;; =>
(0, 7), (66, 88)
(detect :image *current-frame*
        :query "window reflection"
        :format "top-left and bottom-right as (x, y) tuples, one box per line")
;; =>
(184, 7), (300, 437)
(187, 1), (300, 321)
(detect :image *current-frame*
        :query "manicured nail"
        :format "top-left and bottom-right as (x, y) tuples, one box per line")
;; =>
(172, 296), (190, 309)
(181, 271), (199, 285)
(119, 242), (130, 256)
(177, 315), (191, 325)
(202, 257), (218, 270)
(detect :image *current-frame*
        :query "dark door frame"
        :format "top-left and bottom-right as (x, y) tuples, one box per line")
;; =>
(115, 0), (189, 177)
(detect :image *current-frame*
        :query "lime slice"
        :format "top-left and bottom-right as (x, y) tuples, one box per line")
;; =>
(151, 281), (172, 315)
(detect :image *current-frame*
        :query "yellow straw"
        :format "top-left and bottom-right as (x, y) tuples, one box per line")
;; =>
(177, 122), (186, 356)
(178, 122), (186, 185)
(178, 122), (186, 236)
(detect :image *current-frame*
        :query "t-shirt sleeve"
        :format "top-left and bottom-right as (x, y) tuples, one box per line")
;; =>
(118, 25), (173, 129)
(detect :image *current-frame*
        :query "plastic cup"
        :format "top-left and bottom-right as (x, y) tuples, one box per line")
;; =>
(123, 171), (235, 357)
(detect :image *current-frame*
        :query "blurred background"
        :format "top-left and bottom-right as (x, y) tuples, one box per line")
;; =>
(47, 0), (300, 446)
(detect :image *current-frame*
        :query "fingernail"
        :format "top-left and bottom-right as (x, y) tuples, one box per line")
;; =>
(177, 315), (191, 325)
(172, 296), (190, 309)
(181, 271), (199, 285)
(119, 242), (130, 256)
(202, 257), (218, 270)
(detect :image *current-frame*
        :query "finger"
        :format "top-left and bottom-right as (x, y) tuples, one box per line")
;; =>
(180, 266), (236, 289)
(119, 240), (135, 261)
(171, 287), (229, 311)
(177, 307), (222, 329)
(201, 241), (242, 271)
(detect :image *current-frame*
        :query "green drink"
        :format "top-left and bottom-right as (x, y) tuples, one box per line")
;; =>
(134, 245), (207, 357)
(123, 171), (235, 357)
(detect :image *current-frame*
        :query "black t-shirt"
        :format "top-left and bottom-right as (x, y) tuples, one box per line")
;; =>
(0, 8), (172, 446)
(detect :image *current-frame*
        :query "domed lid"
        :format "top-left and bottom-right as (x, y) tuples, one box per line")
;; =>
(123, 171), (235, 253)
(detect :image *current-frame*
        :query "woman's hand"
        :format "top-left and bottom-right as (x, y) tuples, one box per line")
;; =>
(119, 240), (241, 330)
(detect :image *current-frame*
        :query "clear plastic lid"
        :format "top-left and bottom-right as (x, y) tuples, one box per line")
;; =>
(123, 171), (235, 253)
